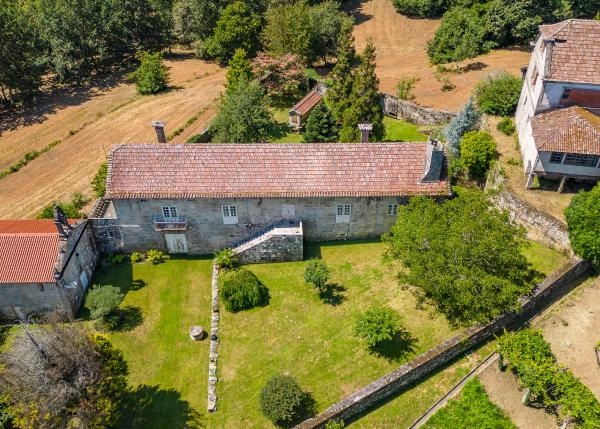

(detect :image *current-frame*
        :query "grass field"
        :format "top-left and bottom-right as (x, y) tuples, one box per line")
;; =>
(384, 116), (428, 142)
(268, 108), (303, 143)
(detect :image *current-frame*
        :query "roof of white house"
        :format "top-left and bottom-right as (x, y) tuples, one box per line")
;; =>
(106, 143), (450, 199)
(532, 106), (600, 154)
(539, 19), (600, 85)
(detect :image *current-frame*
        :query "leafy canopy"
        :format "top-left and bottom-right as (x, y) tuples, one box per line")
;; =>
(85, 284), (124, 320)
(460, 130), (496, 179)
(220, 268), (268, 312)
(444, 98), (481, 154)
(260, 374), (310, 427)
(304, 259), (330, 291)
(225, 48), (253, 95)
(354, 306), (402, 347)
(565, 184), (600, 265)
(129, 51), (169, 95)
(475, 71), (523, 116)
(91, 162), (108, 198)
(303, 103), (339, 143)
(383, 189), (537, 326)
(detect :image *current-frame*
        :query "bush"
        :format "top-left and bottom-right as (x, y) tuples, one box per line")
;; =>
(260, 374), (309, 427)
(496, 117), (516, 135)
(220, 269), (268, 312)
(444, 98), (481, 154)
(37, 193), (88, 219)
(354, 306), (402, 347)
(393, 0), (450, 18)
(396, 75), (418, 100)
(107, 253), (125, 264)
(85, 285), (124, 320)
(565, 184), (600, 265)
(91, 162), (107, 198)
(475, 72), (522, 116)
(214, 248), (238, 270)
(304, 259), (330, 292)
(130, 252), (144, 263)
(460, 131), (496, 178)
(146, 249), (164, 264)
(129, 51), (169, 95)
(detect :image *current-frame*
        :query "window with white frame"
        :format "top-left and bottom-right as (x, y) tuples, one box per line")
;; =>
(162, 206), (178, 220)
(387, 204), (398, 215)
(222, 205), (238, 224)
(336, 204), (351, 223)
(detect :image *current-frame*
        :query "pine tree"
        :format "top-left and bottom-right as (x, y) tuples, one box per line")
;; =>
(303, 102), (339, 142)
(226, 48), (253, 94)
(339, 41), (385, 142)
(444, 98), (481, 154)
(325, 20), (356, 122)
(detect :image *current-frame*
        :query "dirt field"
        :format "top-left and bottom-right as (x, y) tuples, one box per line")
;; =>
(350, 0), (531, 111)
(0, 56), (225, 219)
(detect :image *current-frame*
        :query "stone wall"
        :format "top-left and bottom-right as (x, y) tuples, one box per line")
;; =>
(90, 218), (124, 254)
(237, 234), (304, 264)
(294, 258), (590, 428)
(0, 282), (68, 320)
(382, 94), (456, 126)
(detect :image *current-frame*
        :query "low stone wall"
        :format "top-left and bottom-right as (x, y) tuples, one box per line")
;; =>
(294, 258), (590, 428)
(208, 262), (220, 412)
(236, 234), (303, 264)
(381, 94), (456, 126)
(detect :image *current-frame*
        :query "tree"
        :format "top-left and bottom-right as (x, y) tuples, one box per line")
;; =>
(172, 0), (225, 44)
(383, 189), (537, 326)
(354, 306), (402, 347)
(129, 51), (169, 95)
(444, 98), (481, 154)
(219, 269), (269, 312)
(303, 103), (339, 142)
(91, 162), (108, 198)
(226, 49), (254, 95)
(393, 0), (451, 18)
(460, 131), (496, 179)
(260, 374), (310, 427)
(427, 7), (490, 65)
(339, 41), (385, 142)
(0, 321), (128, 429)
(475, 71), (523, 116)
(203, 1), (262, 64)
(85, 284), (124, 320)
(212, 80), (273, 143)
(252, 53), (305, 107)
(565, 184), (600, 265)
(304, 259), (330, 293)
(326, 20), (357, 122)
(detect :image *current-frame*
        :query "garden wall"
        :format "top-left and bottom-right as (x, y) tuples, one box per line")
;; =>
(381, 94), (456, 126)
(294, 258), (590, 428)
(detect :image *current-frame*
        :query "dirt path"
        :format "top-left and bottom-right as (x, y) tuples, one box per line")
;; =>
(478, 364), (558, 429)
(0, 57), (224, 219)
(351, 0), (530, 111)
(536, 277), (600, 399)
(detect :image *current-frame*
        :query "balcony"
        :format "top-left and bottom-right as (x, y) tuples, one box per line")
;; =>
(153, 215), (188, 232)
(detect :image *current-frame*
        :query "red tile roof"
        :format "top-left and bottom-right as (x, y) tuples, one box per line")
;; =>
(532, 106), (600, 154)
(0, 220), (61, 283)
(106, 143), (450, 199)
(540, 19), (600, 85)
(289, 89), (322, 116)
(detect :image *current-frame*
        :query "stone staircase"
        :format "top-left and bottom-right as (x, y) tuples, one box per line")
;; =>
(232, 218), (304, 263)
(89, 198), (111, 218)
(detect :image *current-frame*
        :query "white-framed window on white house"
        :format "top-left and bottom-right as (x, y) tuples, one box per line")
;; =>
(162, 206), (178, 220)
(222, 205), (238, 224)
(336, 204), (351, 223)
(387, 204), (398, 215)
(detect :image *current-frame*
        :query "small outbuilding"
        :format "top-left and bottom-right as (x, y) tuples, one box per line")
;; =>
(288, 87), (324, 131)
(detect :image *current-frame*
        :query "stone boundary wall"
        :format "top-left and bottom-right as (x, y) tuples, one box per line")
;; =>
(208, 262), (220, 412)
(294, 258), (590, 429)
(89, 218), (123, 254)
(381, 94), (456, 126)
(236, 234), (303, 264)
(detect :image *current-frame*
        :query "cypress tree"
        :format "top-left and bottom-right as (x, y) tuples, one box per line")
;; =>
(302, 102), (339, 142)
(225, 48), (253, 94)
(444, 98), (481, 154)
(326, 20), (356, 122)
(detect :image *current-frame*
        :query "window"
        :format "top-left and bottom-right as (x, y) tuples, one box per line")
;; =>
(387, 204), (398, 215)
(222, 205), (238, 224)
(564, 153), (600, 167)
(549, 152), (564, 164)
(562, 88), (571, 100)
(162, 206), (178, 219)
(336, 204), (351, 223)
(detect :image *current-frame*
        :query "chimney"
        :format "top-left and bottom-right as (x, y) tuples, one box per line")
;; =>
(152, 120), (167, 143)
(358, 123), (373, 143)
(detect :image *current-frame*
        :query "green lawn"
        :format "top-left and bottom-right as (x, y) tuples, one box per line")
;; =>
(267, 108), (303, 143)
(521, 241), (569, 276)
(383, 116), (428, 142)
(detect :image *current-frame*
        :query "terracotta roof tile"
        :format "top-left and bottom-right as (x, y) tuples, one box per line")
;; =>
(289, 89), (322, 116)
(0, 220), (60, 283)
(532, 106), (600, 154)
(106, 143), (450, 199)
(540, 19), (600, 85)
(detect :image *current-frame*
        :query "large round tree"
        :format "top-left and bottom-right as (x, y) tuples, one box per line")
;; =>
(565, 185), (600, 265)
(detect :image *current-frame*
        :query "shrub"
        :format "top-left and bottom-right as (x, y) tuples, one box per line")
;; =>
(107, 253), (125, 264)
(393, 0), (450, 18)
(130, 252), (144, 263)
(220, 269), (268, 312)
(460, 130), (496, 179)
(37, 193), (88, 219)
(396, 75), (418, 100)
(475, 72), (522, 116)
(91, 162), (108, 198)
(146, 249), (164, 264)
(129, 51), (169, 95)
(496, 117), (516, 135)
(444, 98), (481, 154)
(354, 306), (402, 347)
(565, 184), (600, 265)
(214, 248), (238, 270)
(260, 374), (309, 427)
(304, 259), (330, 293)
(325, 420), (345, 429)
(85, 285), (124, 320)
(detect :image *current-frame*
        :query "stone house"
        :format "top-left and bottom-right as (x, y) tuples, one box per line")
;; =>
(515, 19), (600, 189)
(92, 142), (450, 259)
(0, 215), (99, 320)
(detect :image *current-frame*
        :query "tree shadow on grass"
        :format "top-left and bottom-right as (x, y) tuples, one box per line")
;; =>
(128, 278), (147, 292)
(113, 306), (144, 331)
(279, 392), (318, 428)
(369, 329), (418, 363)
(116, 385), (203, 429)
(267, 122), (292, 140)
(0, 325), (10, 348)
(319, 283), (347, 306)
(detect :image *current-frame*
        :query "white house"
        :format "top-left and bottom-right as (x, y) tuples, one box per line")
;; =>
(515, 19), (600, 189)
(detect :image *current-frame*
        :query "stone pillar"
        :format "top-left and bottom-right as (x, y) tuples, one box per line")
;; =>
(152, 120), (167, 143)
(358, 123), (373, 143)
(557, 176), (568, 193)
